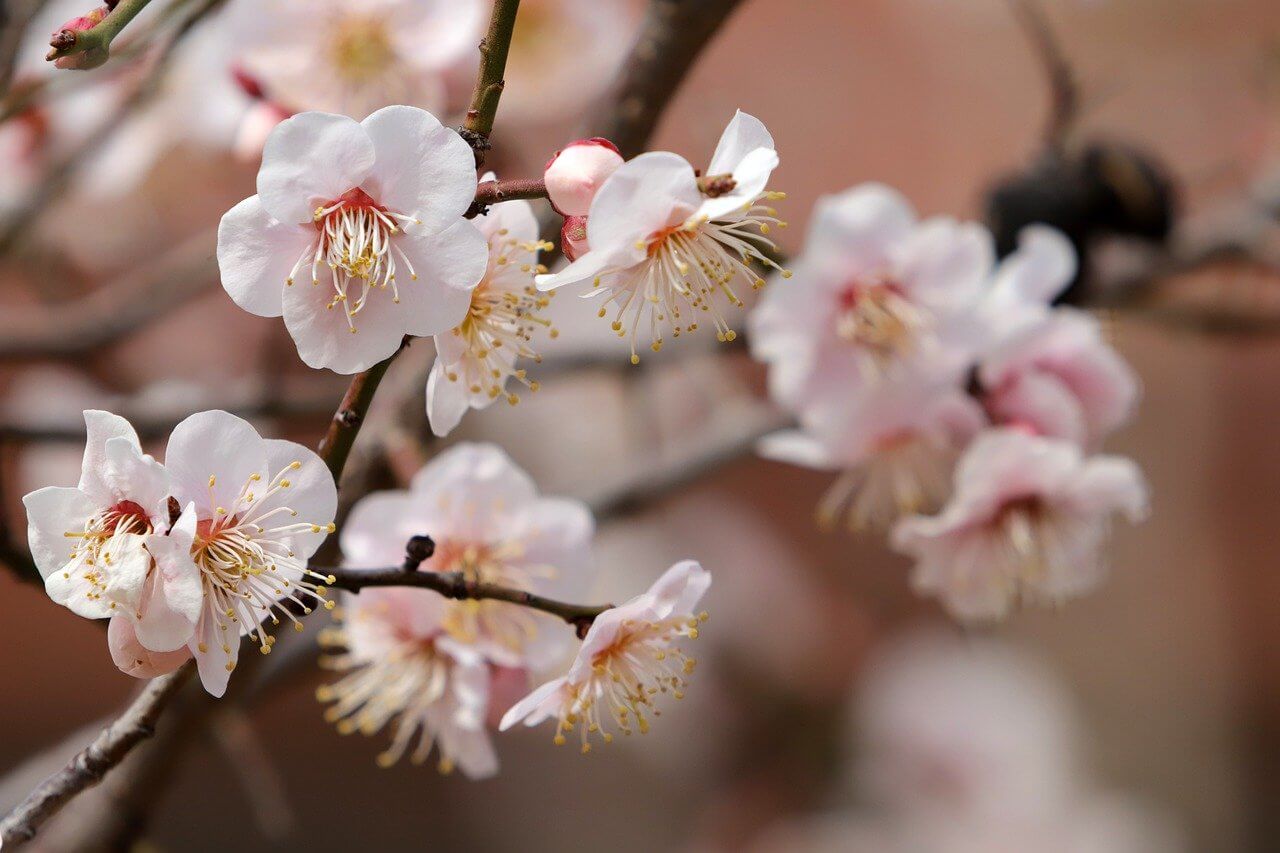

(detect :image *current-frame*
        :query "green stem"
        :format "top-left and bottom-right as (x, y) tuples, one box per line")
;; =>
(460, 0), (521, 164)
(47, 0), (154, 64)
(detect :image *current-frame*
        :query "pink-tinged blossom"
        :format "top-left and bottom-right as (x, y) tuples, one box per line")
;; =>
(892, 429), (1148, 622)
(426, 184), (557, 437)
(24, 411), (179, 625)
(977, 224), (1076, 342)
(318, 587), (498, 776)
(760, 376), (985, 529)
(340, 443), (594, 670)
(217, 107), (488, 374)
(499, 560), (709, 751)
(544, 138), (623, 216)
(165, 410), (338, 697)
(750, 183), (993, 412)
(979, 309), (1139, 445)
(224, 0), (484, 122)
(536, 110), (786, 363)
(560, 215), (589, 261)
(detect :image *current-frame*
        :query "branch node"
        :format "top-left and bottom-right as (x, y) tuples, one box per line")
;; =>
(402, 535), (436, 572)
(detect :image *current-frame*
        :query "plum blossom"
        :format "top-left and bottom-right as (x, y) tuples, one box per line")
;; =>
(499, 560), (709, 751)
(760, 376), (985, 529)
(892, 429), (1148, 622)
(536, 111), (787, 363)
(224, 0), (484, 123)
(340, 443), (594, 669)
(749, 183), (993, 413)
(23, 411), (178, 625)
(217, 107), (487, 373)
(425, 185), (557, 436)
(318, 587), (498, 776)
(544, 138), (624, 216)
(978, 309), (1139, 445)
(165, 410), (338, 696)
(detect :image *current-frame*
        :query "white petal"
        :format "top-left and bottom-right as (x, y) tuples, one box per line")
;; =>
(360, 105), (477, 234)
(393, 221), (487, 337)
(534, 244), (631, 292)
(804, 183), (917, 271)
(166, 410), (268, 515)
(134, 509), (202, 652)
(426, 359), (472, 437)
(696, 145), (779, 222)
(260, 438), (337, 559)
(498, 677), (567, 730)
(79, 410), (141, 505)
(512, 497), (595, 601)
(1071, 455), (1149, 522)
(339, 491), (424, 568)
(409, 442), (537, 515)
(893, 218), (994, 306)
(109, 615), (192, 679)
(22, 486), (94, 580)
(217, 195), (315, 319)
(281, 272), (406, 374)
(190, 602), (239, 698)
(707, 110), (776, 176)
(757, 430), (835, 470)
(257, 112), (375, 225)
(646, 559), (711, 617)
(587, 151), (701, 250)
(101, 436), (169, 523)
(101, 533), (151, 615)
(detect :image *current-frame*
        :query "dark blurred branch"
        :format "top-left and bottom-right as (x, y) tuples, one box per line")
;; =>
(0, 0), (50, 95)
(588, 0), (748, 158)
(0, 661), (194, 848)
(0, 229), (217, 360)
(1006, 0), (1078, 149)
(459, 0), (520, 166)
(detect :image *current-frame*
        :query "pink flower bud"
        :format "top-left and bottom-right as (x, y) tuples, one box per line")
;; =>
(50, 6), (110, 70)
(543, 137), (623, 216)
(561, 215), (590, 261)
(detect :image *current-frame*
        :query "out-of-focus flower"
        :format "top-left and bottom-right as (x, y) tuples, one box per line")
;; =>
(217, 107), (487, 374)
(892, 429), (1148, 622)
(23, 411), (176, 625)
(760, 376), (985, 529)
(977, 225), (1076, 342)
(224, 0), (484, 121)
(318, 587), (498, 775)
(544, 138), (624, 216)
(749, 183), (993, 413)
(165, 410), (338, 696)
(340, 443), (594, 669)
(426, 185), (556, 436)
(536, 111), (786, 363)
(501, 0), (638, 124)
(499, 560), (709, 751)
(979, 310), (1139, 445)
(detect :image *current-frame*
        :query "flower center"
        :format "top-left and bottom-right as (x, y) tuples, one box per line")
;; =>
(191, 462), (336, 666)
(553, 612), (705, 753)
(834, 279), (925, 361)
(595, 191), (790, 364)
(287, 188), (422, 333)
(62, 500), (154, 604)
(817, 434), (956, 530)
(444, 229), (557, 405)
(328, 15), (396, 85)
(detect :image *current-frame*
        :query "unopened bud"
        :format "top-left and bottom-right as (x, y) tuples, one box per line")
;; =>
(544, 138), (623, 216)
(48, 7), (109, 70)
(561, 215), (590, 261)
(234, 99), (292, 161)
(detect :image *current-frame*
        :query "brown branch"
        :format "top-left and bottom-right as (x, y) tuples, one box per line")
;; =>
(316, 349), (400, 485)
(587, 0), (749, 158)
(0, 660), (195, 848)
(466, 177), (546, 218)
(1006, 0), (1078, 149)
(459, 0), (520, 166)
(0, 0), (50, 96)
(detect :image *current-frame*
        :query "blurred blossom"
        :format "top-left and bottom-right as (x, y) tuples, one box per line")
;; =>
(892, 429), (1148, 622)
(217, 107), (487, 374)
(500, 560), (709, 751)
(501, 0), (639, 124)
(319, 586), (499, 776)
(537, 110), (786, 363)
(426, 182), (556, 436)
(223, 0), (484, 129)
(749, 183), (993, 414)
(340, 443), (595, 672)
(760, 375), (984, 530)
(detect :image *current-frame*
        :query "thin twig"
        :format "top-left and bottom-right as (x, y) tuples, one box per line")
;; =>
(459, 0), (520, 166)
(44, 0), (153, 67)
(0, 661), (195, 847)
(1006, 0), (1078, 149)
(316, 350), (400, 485)
(467, 176), (546, 218)
(587, 0), (749, 158)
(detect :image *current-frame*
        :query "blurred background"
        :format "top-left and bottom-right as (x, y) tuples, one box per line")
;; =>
(1, 0), (1279, 850)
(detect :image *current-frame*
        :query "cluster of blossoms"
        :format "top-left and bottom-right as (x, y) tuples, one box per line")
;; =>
(24, 410), (339, 697)
(750, 184), (1148, 621)
(315, 444), (709, 773)
(538, 111), (789, 363)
